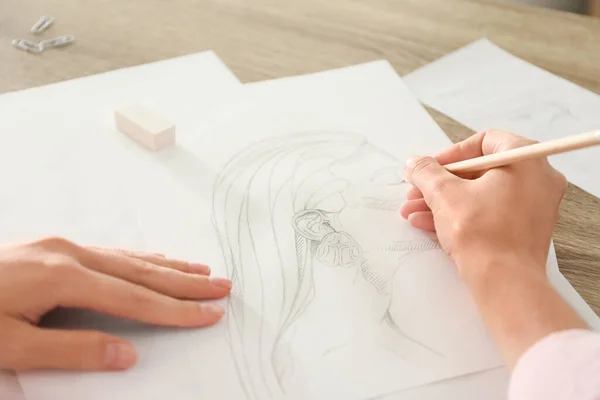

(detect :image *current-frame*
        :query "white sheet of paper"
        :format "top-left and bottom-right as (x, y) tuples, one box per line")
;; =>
(0, 51), (240, 398)
(7, 56), (598, 400)
(112, 60), (600, 400)
(11, 60), (499, 400)
(0, 51), (240, 248)
(404, 38), (600, 199)
(131, 61), (506, 399)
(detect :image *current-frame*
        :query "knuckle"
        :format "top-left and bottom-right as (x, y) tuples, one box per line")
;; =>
(486, 130), (537, 151)
(42, 254), (78, 273)
(118, 249), (137, 258)
(87, 332), (112, 354)
(449, 212), (476, 243)
(128, 287), (153, 306)
(191, 275), (210, 291)
(554, 171), (568, 195)
(181, 301), (204, 322)
(410, 157), (435, 176)
(173, 260), (192, 273)
(450, 219), (467, 239)
(163, 296), (198, 323)
(34, 236), (76, 251)
(40, 255), (81, 286)
(68, 332), (111, 368)
(132, 260), (160, 279)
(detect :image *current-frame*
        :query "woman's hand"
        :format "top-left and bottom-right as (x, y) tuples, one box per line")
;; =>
(399, 130), (566, 277)
(0, 237), (231, 372)
(399, 130), (587, 369)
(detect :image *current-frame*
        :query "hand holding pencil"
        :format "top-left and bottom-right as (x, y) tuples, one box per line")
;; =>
(400, 130), (592, 372)
(400, 129), (600, 236)
(400, 129), (584, 240)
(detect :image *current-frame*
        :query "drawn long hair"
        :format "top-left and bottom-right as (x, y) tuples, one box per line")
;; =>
(212, 132), (403, 399)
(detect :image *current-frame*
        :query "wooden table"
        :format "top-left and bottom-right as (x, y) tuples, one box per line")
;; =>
(1, 0), (599, 396)
(591, 0), (600, 17)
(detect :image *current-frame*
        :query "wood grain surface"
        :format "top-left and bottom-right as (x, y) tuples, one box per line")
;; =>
(591, 0), (600, 17)
(0, 0), (599, 388)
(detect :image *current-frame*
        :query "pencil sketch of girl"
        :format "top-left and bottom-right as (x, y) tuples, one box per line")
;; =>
(212, 132), (461, 400)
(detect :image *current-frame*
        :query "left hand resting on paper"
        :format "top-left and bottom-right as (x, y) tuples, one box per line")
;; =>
(0, 237), (231, 372)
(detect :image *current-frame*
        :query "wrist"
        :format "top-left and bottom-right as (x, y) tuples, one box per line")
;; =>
(455, 251), (589, 369)
(456, 251), (548, 290)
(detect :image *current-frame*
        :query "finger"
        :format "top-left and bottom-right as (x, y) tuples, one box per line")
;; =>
(404, 156), (460, 209)
(399, 199), (430, 220)
(79, 249), (227, 300)
(434, 130), (535, 166)
(406, 185), (424, 200)
(407, 211), (436, 232)
(88, 246), (167, 259)
(434, 131), (488, 166)
(88, 246), (211, 275)
(56, 267), (225, 328)
(4, 323), (136, 371)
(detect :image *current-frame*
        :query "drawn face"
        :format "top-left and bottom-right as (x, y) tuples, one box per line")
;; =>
(293, 147), (438, 296)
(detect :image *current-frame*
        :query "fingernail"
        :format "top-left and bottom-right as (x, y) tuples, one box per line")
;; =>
(105, 343), (137, 369)
(203, 303), (225, 317)
(189, 263), (211, 275)
(405, 157), (418, 169)
(209, 277), (232, 289)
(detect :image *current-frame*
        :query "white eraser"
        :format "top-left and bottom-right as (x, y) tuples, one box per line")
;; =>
(114, 104), (175, 151)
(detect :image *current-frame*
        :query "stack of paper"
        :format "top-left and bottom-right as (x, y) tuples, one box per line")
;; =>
(0, 40), (597, 400)
(404, 39), (600, 199)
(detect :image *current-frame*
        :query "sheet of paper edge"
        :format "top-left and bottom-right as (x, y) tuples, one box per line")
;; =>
(406, 38), (600, 100)
(403, 38), (600, 200)
(245, 60), (398, 89)
(0, 51), (241, 97)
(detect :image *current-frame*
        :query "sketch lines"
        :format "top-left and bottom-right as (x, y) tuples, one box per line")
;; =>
(212, 132), (445, 399)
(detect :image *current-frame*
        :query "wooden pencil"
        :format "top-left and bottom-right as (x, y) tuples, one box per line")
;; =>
(444, 130), (600, 174)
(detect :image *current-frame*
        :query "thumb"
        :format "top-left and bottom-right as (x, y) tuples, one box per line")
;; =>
(6, 324), (137, 371)
(405, 156), (458, 205)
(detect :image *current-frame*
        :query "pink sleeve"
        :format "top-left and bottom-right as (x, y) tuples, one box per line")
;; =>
(509, 329), (600, 400)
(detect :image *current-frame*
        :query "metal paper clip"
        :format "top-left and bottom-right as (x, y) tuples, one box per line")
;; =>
(12, 39), (42, 53)
(39, 35), (75, 50)
(30, 16), (54, 34)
